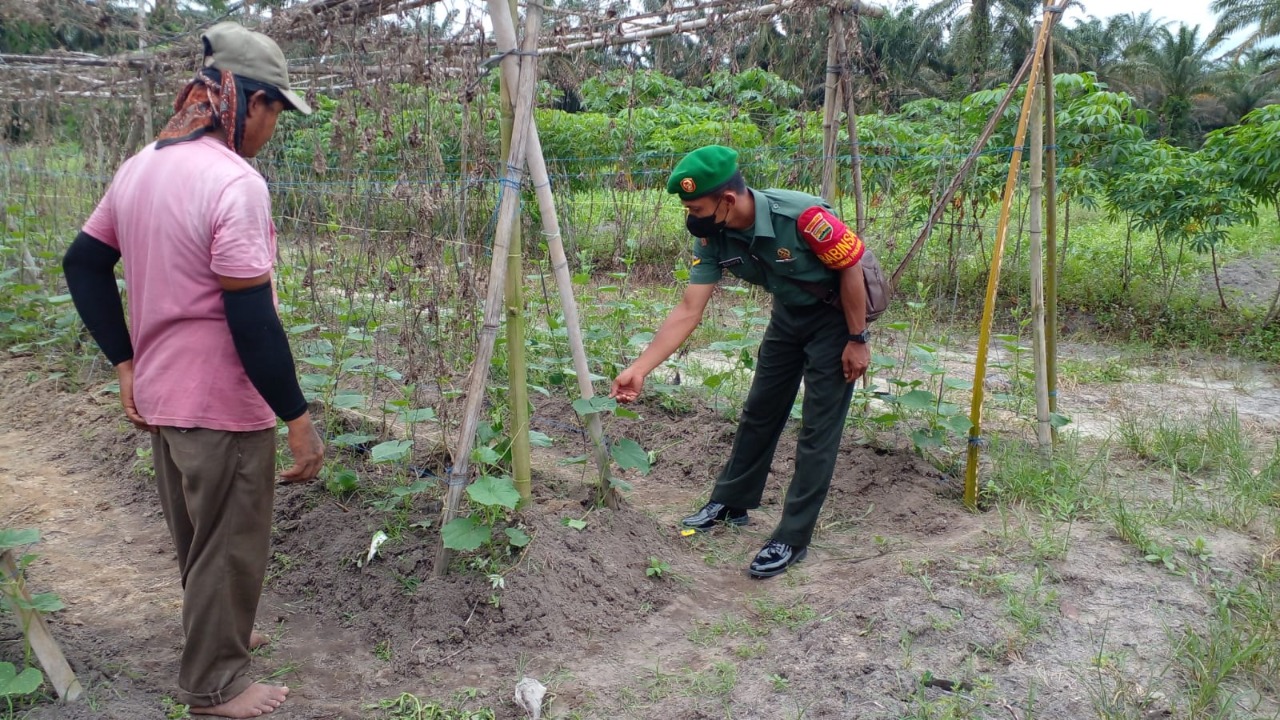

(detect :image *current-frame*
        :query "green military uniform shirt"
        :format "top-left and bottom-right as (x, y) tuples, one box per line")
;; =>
(688, 188), (838, 308)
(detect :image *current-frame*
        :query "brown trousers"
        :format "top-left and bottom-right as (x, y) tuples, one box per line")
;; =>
(152, 426), (276, 708)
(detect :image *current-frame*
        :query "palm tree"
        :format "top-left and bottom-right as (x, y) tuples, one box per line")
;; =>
(854, 4), (952, 109)
(1207, 0), (1280, 57)
(1205, 50), (1280, 127)
(1058, 11), (1167, 92)
(1135, 24), (1215, 146)
(923, 0), (1039, 91)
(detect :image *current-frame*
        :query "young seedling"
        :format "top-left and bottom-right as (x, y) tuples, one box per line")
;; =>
(645, 557), (671, 578)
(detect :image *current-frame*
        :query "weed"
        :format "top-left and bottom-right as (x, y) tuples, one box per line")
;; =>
(688, 614), (763, 646)
(645, 556), (671, 578)
(1003, 566), (1059, 646)
(374, 640), (392, 662)
(396, 574), (422, 595)
(748, 595), (818, 631)
(160, 696), (190, 719)
(133, 446), (155, 479)
(263, 552), (296, 587)
(369, 692), (496, 720)
(984, 436), (1097, 520)
(1060, 356), (1133, 384)
(768, 672), (790, 692)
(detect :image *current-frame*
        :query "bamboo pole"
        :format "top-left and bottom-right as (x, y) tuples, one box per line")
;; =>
(835, 10), (866, 234)
(962, 14), (1055, 510)
(820, 15), (841, 204)
(488, 0), (618, 508)
(1, 550), (83, 702)
(1043, 6), (1060, 436)
(889, 49), (1034, 289)
(499, 0), (533, 506)
(1028, 66), (1051, 455)
(436, 1), (542, 576)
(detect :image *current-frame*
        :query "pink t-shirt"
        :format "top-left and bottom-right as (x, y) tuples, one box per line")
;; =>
(83, 136), (278, 432)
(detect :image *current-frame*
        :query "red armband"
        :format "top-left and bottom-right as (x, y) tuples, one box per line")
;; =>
(797, 206), (865, 270)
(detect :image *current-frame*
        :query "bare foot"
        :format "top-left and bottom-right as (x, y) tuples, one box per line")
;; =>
(249, 631), (270, 651)
(189, 683), (289, 718)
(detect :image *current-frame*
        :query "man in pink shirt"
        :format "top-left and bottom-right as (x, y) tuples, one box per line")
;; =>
(62, 22), (323, 718)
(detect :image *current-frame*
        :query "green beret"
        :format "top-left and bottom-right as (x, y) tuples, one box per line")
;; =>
(667, 145), (739, 200)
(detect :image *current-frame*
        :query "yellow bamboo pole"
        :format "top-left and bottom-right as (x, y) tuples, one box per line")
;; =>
(963, 14), (1056, 510)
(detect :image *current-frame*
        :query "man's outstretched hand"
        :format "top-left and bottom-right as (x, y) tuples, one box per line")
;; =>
(610, 367), (646, 403)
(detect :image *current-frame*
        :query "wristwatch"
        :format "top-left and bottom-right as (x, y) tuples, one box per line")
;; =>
(847, 331), (869, 344)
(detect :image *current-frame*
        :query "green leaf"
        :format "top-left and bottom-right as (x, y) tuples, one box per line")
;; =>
(325, 467), (360, 495)
(562, 518), (587, 531)
(288, 323), (320, 334)
(610, 438), (651, 475)
(467, 475), (521, 510)
(340, 357), (375, 372)
(441, 517), (492, 551)
(1049, 413), (1072, 429)
(17, 593), (64, 613)
(559, 454), (589, 466)
(331, 433), (376, 448)
(897, 389), (937, 411)
(572, 396), (618, 416)
(370, 440), (413, 463)
(0, 662), (43, 697)
(528, 431), (553, 448)
(911, 428), (946, 449)
(943, 377), (973, 390)
(331, 392), (366, 409)
(0, 529), (39, 550)
(472, 445), (504, 467)
(941, 415), (974, 435)
(504, 527), (531, 547)
(615, 406), (640, 420)
(301, 355), (334, 368)
(398, 407), (437, 423)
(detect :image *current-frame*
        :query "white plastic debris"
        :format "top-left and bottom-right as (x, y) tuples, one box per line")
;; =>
(513, 677), (546, 719)
(363, 530), (389, 567)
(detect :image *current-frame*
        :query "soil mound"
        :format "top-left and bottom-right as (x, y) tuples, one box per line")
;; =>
(270, 485), (685, 670)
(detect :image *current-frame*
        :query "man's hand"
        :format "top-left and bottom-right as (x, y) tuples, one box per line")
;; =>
(610, 366), (646, 403)
(280, 413), (325, 483)
(842, 341), (870, 383)
(115, 360), (156, 433)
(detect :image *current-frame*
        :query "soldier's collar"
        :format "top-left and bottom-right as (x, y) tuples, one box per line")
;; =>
(745, 188), (774, 239)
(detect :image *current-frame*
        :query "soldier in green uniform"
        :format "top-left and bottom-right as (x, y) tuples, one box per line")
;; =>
(611, 145), (871, 578)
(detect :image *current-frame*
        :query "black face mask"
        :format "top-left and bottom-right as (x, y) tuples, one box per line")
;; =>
(685, 198), (728, 238)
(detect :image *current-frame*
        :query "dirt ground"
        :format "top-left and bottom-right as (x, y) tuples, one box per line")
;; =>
(1, 346), (1277, 719)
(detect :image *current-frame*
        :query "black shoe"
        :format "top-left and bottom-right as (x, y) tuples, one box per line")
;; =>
(681, 501), (749, 531)
(749, 540), (807, 578)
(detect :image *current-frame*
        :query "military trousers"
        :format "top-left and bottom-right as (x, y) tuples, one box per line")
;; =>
(709, 298), (855, 548)
(152, 426), (276, 708)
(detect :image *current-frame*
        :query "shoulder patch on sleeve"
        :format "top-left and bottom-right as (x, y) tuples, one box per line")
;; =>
(797, 206), (864, 271)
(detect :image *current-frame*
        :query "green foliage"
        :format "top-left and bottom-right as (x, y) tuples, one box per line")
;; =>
(0, 662), (42, 700)
(441, 475), (527, 558)
(645, 556), (671, 578)
(371, 692), (496, 720)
